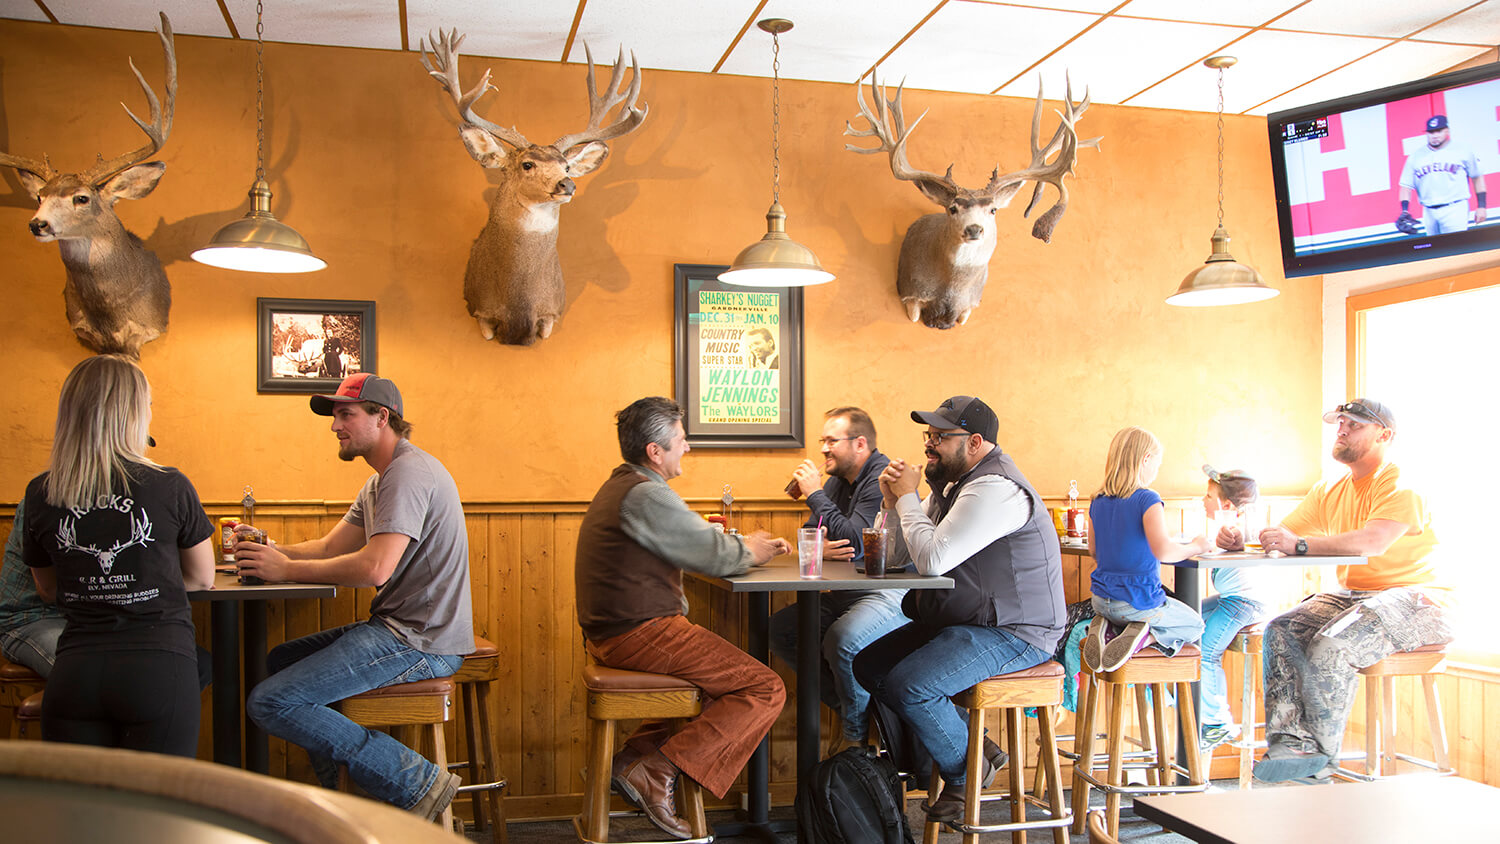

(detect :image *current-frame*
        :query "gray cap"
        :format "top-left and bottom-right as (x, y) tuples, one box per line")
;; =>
(1322, 398), (1395, 431)
(310, 372), (404, 417)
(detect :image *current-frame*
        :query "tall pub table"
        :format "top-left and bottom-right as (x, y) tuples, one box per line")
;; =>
(688, 554), (953, 840)
(1059, 543), (1365, 783)
(190, 570), (336, 774)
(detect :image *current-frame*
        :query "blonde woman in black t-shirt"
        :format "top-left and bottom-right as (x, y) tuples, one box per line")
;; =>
(21, 354), (215, 757)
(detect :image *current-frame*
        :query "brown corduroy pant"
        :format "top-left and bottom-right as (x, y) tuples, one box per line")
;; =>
(587, 614), (785, 798)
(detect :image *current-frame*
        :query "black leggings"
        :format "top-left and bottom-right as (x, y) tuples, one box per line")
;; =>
(42, 648), (200, 758)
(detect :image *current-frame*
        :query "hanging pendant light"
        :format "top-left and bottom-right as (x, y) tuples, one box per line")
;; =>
(1167, 56), (1275, 307)
(192, 0), (325, 273)
(719, 19), (833, 288)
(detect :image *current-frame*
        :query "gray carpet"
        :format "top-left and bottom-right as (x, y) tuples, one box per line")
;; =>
(452, 781), (1291, 842)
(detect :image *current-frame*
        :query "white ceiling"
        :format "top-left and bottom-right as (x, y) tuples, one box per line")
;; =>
(1, 0), (1495, 115)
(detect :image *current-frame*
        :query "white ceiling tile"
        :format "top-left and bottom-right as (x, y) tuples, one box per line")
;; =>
(569, 0), (762, 72)
(995, 17), (1250, 105)
(1420, 2), (1500, 44)
(1116, 0), (1303, 28)
(880, 1), (1099, 95)
(1273, 0), (1478, 38)
(0, 0), (49, 24)
(407, 0), (575, 61)
(1255, 40), (1492, 115)
(224, 0), (401, 50)
(717, 0), (937, 83)
(42, 0), (231, 37)
(979, 0), (1123, 12)
(1128, 30), (1385, 113)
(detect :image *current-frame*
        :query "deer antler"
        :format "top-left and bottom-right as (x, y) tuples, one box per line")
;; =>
(844, 72), (954, 191)
(57, 516), (102, 557)
(421, 29), (531, 150)
(552, 43), (648, 152)
(79, 11), (176, 186)
(981, 74), (1102, 242)
(0, 149), (56, 182)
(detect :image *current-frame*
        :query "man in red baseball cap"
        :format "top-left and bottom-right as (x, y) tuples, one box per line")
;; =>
(235, 372), (474, 821)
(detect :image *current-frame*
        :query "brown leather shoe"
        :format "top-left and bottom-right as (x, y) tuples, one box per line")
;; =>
(925, 782), (965, 821)
(618, 750), (692, 840)
(610, 746), (644, 808)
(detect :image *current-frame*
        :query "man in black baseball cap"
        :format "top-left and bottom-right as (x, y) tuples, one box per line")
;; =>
(236, 371), (475, 821)
(854, 394), (1065, 821)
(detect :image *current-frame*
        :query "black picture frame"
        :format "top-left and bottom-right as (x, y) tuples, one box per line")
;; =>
(672, 264), (804, 448)
(256, 298), (377, 394)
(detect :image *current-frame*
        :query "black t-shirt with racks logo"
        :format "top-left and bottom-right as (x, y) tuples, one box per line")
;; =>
(23, 465), (214, 658)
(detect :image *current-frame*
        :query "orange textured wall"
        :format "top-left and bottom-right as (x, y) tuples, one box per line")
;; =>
(0, 20), (1322, 506)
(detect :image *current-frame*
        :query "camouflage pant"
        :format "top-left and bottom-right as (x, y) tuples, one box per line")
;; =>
(1262, 588), (1451, 757)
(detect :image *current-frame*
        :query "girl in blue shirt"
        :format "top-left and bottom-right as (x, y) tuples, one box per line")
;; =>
(1082, 427), (1212, 672)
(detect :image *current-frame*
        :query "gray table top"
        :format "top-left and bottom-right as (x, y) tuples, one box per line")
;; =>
(689, 554), (954, 594)
(1059, 542), (1365, 570)
(1134, 776), (1500, 843)
(188, 570), (337, 602)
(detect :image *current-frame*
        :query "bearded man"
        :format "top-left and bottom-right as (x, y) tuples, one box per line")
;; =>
(851, 395), (1065, 821)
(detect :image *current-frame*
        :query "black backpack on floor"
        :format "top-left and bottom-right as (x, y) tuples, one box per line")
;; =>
(795, 746), (915, 844)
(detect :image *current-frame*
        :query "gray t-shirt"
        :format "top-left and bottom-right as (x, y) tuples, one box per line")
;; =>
(345, 439), (473, 655)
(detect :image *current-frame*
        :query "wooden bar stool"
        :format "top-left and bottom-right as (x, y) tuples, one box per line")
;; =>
(575, 665), (710, 844)
(334, 677), (456, 830)
(1, 659), (45, 740)
(15, 690), (43, 739)
(1333, 643), (1452, 781)
(450, 635), (507, 841)
(1224, 623), (1265, 789)
(1070, 645), (1206, 840)
(922, 661), (1070, 844)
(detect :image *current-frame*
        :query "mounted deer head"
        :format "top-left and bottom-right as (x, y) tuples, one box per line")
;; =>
(421, 29), (647, 346)
(1, 12), (175, 358)
(846, 73), (1100, 329)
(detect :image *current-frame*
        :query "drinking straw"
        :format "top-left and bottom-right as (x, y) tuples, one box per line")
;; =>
(874, 510), (887, 531)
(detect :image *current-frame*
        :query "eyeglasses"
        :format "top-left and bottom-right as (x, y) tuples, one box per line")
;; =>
(1333, 401), (1391, 428)
(817, 436), (857, 447)
(922, 431), (970, 445)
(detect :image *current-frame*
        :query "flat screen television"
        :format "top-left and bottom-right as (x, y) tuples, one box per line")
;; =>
(1267, 62), (1500, 277)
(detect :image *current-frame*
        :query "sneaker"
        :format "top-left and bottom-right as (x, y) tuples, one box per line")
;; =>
(1252, 742), (1334, 784)
(1099, 622), (1150, 672)
(1200, 724), (1234, 750)
(1080, 618), (1107, 672)
(410, 772), (461, 822)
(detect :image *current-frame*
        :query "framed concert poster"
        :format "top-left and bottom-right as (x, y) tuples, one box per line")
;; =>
(672, 264), (804, 448)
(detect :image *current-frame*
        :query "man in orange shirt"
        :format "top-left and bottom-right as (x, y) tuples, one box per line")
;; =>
(1218, 399), (1452, 783)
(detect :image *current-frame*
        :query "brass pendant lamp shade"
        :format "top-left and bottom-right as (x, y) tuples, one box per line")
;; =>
(192, 178), (325, 272)
(719, 19), (833, 288)
(191, 0), (325, 273)
(1167, 56), (1275, 307)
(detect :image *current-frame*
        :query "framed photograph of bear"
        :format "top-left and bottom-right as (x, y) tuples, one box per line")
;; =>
(257, 298), (377, 394)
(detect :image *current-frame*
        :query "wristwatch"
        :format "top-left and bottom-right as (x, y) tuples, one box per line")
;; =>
(1294, 538), (1308, 556)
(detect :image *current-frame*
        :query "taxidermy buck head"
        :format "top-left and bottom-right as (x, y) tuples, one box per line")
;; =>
(1, 12), (175, 359)
(421, 29), (647, 346)
(846, 73), (1099, 330)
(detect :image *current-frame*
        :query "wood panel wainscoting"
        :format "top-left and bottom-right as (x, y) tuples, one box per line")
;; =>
(2, 496), (1497, 822)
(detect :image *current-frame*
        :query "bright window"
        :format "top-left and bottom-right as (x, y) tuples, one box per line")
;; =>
(1351, 278), (1499, 654)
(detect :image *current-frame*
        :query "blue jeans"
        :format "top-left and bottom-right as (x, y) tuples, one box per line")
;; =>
(769, 590), (909, 740)
(247, 620), (463, 810)
(1198, 594), (1270, 728)
(854, 623), (1050, 784)
(1091, 594), (1204, 656)
(0, 616), (65, 677)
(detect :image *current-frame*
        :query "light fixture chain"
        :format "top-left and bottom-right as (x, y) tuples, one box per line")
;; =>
(1216, 64), (1225, 228)
(770, 31), (781, 204)
(255, 0), (266, 184)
